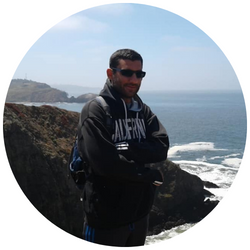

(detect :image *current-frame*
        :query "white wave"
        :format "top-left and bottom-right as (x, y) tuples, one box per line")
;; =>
(145, 223), (195, 244)
(168, 142), (226, 157)
(173, 160), (225, 169)
(209, 153), (241, 160)
(173, 159), (238, 192)
(20, 102), (49, 107)
(209, 155), (224, 160)
(196, 155), (207, 162)
(205, 187), (229, 201)
(221, 158), (242, 168)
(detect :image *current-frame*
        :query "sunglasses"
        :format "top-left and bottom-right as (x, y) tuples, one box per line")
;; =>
(112, 68), (146, 78)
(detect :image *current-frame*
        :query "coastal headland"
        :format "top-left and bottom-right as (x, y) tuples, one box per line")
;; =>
(6, 79), (97, 103)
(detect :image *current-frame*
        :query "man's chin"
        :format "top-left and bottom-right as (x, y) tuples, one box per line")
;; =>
(125, 88), (139, 97)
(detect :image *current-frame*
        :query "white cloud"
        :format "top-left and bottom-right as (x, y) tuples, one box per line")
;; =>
(53, 15), (110, 33)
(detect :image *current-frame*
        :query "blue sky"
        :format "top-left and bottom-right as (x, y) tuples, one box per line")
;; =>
(13, 3), (240, 91)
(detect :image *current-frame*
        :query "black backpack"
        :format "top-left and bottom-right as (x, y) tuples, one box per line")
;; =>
(68, 96), (112, 189)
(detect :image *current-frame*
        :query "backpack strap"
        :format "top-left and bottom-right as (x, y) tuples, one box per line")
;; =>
(95, 96), (113, 129)
(95, 96), (111, 116)
(68, 96), (113, 190)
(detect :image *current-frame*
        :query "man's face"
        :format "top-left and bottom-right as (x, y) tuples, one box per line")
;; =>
(108, 59), (143, 103)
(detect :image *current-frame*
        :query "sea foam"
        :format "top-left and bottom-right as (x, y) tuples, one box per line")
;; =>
(221, 158), (242, 168)
(168, 142), (226, 158)
(145, 223), (195, 245)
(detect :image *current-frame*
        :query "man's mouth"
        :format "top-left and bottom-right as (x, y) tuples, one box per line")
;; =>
(125, 84), (138, 89)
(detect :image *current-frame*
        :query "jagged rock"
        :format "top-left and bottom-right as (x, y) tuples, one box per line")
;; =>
(73, 93), (98, 103)
(3, 103), (84, 237)
(203, 180), (220, 189)
(147, 161), (219, 235)
(3, 103), (219, 238)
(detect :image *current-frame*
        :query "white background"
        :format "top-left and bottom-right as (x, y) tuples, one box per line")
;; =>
(1, 1), (249, 249)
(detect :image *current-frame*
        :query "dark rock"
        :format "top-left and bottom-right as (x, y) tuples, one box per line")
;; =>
(203, 181), (220, 189)
(73, 93), (98, 103)
(203, 189), (215, 197)
(3, 103), (84, 237)
(147, 161), (219, 235)
(3, 103), (220, 238)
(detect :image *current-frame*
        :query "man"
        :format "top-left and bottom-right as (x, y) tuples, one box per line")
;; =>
(77, 49), (169, 246)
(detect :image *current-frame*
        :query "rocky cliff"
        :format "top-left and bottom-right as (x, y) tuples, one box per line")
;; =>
(3, 103), (219, 238)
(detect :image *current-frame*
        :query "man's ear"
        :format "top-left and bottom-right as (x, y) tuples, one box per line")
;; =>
(107, 68), (113, 81)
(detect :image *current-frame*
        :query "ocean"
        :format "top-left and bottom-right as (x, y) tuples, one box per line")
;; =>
(22, 90), (247, 244)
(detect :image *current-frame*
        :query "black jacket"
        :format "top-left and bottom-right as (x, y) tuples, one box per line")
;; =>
(77, 79), (169, 229)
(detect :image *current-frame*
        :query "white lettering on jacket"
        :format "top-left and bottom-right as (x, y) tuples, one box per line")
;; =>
(112, 118), (146, 143)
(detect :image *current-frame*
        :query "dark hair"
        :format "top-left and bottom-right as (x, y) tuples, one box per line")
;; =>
(109, 49), (143, 68)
